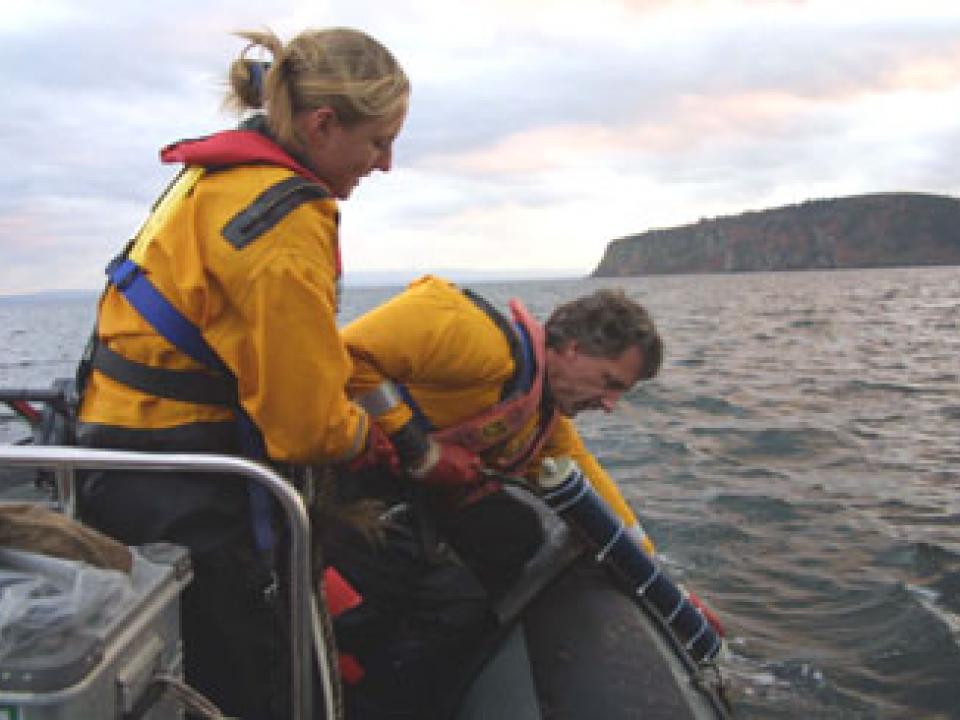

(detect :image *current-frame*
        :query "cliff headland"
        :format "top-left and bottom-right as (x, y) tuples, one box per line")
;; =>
(593, 192), (960, 276)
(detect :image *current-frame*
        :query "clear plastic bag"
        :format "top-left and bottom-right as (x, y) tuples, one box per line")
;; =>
(0, 547), (139, 662)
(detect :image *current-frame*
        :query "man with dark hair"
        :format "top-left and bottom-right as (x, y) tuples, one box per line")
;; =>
(324, 275), (686, 717)
(342, 275), (662, 556)
(542, 286), (663, 416)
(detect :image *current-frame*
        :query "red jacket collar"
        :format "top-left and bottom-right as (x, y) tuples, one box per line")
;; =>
(160, 129), (330, 190)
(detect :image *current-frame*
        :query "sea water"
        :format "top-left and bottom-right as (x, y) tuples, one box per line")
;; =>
(1, 266), (958, 719)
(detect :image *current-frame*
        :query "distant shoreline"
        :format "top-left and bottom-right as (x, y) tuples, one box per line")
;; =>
(0, 289), (99, 304)
(0, 270), (584, 303)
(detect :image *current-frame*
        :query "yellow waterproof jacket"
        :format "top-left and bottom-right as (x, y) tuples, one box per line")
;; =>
(80, 158), (366, 464)
(342, 275), (642, 530)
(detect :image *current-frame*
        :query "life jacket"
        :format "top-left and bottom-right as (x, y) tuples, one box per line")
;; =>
(404, 292), (559, 475)
(77, 122), (336, 562)
(82, 121), (337, 447)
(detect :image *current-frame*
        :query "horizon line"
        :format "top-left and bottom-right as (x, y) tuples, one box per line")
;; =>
(0, 268), (588, 301)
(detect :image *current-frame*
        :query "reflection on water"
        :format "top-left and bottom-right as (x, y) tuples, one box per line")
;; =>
(2, 267), (959, 718)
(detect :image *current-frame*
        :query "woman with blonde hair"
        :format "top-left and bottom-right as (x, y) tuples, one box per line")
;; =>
(76, 27), (409, 719)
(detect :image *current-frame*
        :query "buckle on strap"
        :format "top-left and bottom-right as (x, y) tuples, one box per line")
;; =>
(105, 255), (140, 290)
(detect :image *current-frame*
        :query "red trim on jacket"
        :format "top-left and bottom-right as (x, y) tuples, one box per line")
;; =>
(433, 299), (559, 472)
(160, 130), (328, 185)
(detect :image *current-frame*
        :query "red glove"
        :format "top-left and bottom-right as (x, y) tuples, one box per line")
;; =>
(688, 591), (725, 637)
(408, 440), (483, 487)
(347, 421), (400, 474)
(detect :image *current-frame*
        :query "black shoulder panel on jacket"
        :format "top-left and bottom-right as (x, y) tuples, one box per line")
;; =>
(222, 176), (331, 249)
(462, 288), (527, 400)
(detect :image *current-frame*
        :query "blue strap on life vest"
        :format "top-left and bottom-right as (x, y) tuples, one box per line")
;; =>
(512, 321), (535, 394)
(105, 256), (277, 561)
(107, 258), (225, 371)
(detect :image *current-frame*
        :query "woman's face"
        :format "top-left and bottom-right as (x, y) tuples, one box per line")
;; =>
(300, 99), (408, 199)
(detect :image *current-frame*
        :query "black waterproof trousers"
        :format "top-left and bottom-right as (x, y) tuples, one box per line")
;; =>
(324, 473), (545, 720)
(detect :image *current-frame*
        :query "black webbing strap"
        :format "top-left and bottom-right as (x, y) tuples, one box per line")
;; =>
(461, 288), (527, 401)
(89, 340), (237, 406)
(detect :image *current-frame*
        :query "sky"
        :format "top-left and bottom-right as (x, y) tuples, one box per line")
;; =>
(1, 0), (959, 294)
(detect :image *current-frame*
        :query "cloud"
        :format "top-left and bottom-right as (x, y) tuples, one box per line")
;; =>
(2, 1), (960, 294)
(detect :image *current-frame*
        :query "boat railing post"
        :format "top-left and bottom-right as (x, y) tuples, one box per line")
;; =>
(0, 445), (331, 720)
(53, 465), (76, 518)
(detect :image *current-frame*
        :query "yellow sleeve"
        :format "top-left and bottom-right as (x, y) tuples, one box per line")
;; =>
(231, 252), (365, 463)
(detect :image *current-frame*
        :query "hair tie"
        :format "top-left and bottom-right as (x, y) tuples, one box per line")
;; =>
(249, 60), (271, 94)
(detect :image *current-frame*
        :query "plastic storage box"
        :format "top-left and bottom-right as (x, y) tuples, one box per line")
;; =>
(0, 543), (192, 720)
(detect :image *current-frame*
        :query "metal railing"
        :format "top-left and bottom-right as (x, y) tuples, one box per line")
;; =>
(0, 444), (333, 720)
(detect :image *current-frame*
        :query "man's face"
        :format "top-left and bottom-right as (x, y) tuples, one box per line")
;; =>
(546, 341), (645, 418)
